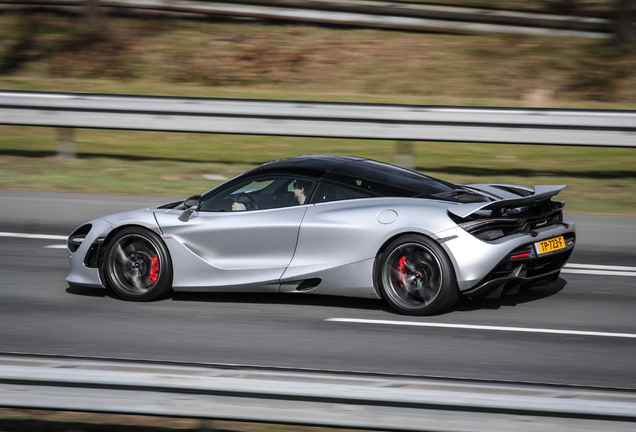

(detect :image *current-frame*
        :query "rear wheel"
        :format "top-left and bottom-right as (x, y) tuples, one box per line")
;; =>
(377, 234), (458, 316)
(103, 227), (173, 301)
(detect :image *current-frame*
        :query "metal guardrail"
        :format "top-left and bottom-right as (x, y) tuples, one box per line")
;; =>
(1, 353), (636, 432)
(1, 90), (635, 147)
(0, 0), (612, 38)
(224, 0), (611, 31)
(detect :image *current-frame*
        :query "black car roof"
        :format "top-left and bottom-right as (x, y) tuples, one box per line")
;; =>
(201, 154), (465, 201)
(247, 154), (363, 178)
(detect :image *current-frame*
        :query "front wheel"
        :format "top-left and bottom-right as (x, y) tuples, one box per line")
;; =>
(377, 234), (458, 316)
(103, 227), (173, 301)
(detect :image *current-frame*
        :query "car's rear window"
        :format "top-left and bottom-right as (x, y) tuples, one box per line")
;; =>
(323, 160), (458, 198)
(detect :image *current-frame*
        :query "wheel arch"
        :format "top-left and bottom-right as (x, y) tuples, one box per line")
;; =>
(97, 224), (166, 271)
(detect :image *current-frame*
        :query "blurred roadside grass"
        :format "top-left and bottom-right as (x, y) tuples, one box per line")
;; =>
(0, 12), (635, 215)
(1, 126), (635, 215)
(0, 408), (371, 432)
(2, 13), (636, 106)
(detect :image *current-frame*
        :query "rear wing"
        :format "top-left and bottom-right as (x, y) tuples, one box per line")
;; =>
(447, 185), (565, 219)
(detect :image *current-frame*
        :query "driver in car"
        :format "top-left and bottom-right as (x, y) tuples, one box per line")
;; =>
(219, 197), (247, 211)
(221, 179), (311, 211)
(293, 179), (311, 205)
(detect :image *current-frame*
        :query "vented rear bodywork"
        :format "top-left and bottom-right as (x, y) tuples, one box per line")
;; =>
(442, 183), (575, 296)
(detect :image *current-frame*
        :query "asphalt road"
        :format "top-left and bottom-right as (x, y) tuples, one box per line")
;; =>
(1, 190), (635, 389)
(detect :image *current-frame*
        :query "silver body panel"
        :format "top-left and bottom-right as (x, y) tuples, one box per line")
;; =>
(154, 206), (306, 291)
(67, 196), (575, 295)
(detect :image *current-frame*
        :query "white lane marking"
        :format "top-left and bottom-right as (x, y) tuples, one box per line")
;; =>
(326, 318), (636, 339)
(0, 232), (67, 240)
(44, 245), (67, 249)
(562, 269), (636, 277)
(565, 263), (636, 272)
(563, 263), (636, 277)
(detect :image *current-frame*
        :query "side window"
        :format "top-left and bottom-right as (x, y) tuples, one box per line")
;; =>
(200, 177), (315, 212)
(312, 181), (373, 204)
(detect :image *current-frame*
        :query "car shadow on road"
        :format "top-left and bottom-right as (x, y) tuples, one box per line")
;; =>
(451, 278), (566, 313)
(65, 279), (565, 315)
(64, 283), (391, 311)
(65, 286), (112, 298)
(170, 291), (389, 312)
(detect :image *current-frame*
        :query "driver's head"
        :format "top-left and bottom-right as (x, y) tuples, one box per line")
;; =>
(293, 179), (311, 204)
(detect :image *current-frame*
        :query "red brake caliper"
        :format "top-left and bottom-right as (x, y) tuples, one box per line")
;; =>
(398, 256), (407, 287)
(149, 255), (160, 284)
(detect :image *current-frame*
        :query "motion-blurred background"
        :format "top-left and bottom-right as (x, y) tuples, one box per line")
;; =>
(0, 0), (634, 214)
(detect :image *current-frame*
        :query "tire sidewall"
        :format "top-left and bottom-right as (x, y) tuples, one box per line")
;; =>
(377, 234), (458, 316)
(103, 227), (173, 301)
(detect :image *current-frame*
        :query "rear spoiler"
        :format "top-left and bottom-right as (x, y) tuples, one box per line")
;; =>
(447, 185), (565, 219)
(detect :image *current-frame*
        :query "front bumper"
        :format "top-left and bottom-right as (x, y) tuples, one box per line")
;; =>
(66, 218), (114, 289)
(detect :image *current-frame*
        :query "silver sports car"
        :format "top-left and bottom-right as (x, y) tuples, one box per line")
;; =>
(67, 155), (575, 315)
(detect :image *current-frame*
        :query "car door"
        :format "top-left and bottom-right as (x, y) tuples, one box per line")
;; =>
(154, 176), (313, 289)
(282, 181), (376, 281)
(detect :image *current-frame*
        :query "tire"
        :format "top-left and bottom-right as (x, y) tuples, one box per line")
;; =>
(103, 227), (173, 301)
(377, 234), (458, 316)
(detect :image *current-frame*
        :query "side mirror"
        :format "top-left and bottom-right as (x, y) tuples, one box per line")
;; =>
(178, 195), (201, 222)
(184, 195), (201, 209)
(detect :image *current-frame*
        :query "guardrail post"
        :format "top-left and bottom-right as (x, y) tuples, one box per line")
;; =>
(615, 0), (636, 45)
(395, 140), (415, 169)
(521, 89), (554, 107)
(57, 127), (77, 159)
(198, 420), (218, 431)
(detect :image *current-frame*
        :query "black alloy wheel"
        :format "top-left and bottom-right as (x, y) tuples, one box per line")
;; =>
(103, 227), (173, 301)
(377, 234), (458, 316)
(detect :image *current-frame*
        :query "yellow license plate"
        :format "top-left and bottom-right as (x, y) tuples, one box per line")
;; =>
(535, 236), (566, 255)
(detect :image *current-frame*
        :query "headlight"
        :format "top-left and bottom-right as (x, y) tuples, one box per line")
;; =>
(67, 224), (92, 253)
